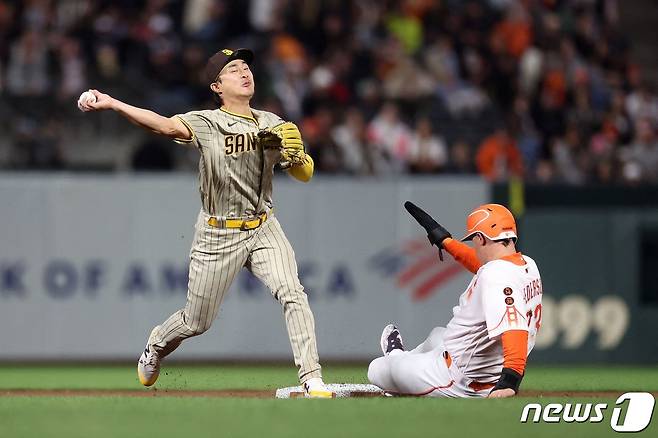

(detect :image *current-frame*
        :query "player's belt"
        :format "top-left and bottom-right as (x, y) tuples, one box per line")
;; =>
(443, 351), (495, 392)
(207, 211), (269, 230)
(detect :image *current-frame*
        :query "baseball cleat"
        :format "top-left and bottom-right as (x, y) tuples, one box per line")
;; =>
(380, 323), (405, 355)
(137, 328), (161, 387)
(303, 378), (335, 398)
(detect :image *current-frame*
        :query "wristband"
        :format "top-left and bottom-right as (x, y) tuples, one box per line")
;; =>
(493, 367), (523, 394)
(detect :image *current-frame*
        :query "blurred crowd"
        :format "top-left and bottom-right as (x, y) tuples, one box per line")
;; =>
(0, 0), (657, 184)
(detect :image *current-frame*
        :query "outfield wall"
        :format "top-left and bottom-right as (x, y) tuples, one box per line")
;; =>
(497, 184), (658, 364)
(0, 174), (486, 361)
(518, 208), (658, 364)
(0, 175), (654, 363)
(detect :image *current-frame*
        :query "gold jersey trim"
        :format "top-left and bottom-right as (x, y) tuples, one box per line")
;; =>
(172, 116), (196, 145)
(220, 107), (259, 126)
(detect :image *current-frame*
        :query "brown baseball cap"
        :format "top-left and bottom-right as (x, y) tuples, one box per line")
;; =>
(204, 48), (254, 84)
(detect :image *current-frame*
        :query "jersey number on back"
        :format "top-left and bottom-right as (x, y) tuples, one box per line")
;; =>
(526, 304), (542, 331)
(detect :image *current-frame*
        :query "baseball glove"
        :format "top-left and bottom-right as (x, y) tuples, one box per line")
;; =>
(258, 122), (306, 167)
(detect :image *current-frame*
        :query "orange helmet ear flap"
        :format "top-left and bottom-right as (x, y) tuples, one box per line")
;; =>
(461, 204), (517, 242)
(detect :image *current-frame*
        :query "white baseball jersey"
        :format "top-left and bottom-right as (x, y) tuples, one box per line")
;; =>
(368, 252), (543, 397)
(442, 254), (543, 383)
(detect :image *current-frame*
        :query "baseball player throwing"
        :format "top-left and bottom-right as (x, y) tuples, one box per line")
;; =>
(368, 202), (542, 398)
(79, 48), (333, 398)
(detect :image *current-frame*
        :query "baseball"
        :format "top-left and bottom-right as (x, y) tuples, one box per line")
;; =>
(77, 90), (96, 112)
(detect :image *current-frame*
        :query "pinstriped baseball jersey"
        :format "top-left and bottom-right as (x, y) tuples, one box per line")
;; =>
(144, 105), (323, 384)
(174, 108), (284, 217)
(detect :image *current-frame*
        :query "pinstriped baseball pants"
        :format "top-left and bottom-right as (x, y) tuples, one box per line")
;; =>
(149, 210), (322, 383)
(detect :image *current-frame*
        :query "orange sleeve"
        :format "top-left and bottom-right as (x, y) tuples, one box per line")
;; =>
(501, 330), (528, 375)
(443, 238), (482, 274)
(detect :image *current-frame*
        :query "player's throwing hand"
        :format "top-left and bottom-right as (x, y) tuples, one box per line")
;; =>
(78, 89), (114, 112)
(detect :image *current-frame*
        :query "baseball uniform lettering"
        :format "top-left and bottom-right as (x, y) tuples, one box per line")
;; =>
(224, 133), (257, 156)
(523, 279), (543, 303)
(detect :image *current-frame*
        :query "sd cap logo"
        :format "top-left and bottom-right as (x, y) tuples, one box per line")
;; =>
(505, 297), (514, 305)
(503, 287), (513, 296)
(222, 49), (233, 56)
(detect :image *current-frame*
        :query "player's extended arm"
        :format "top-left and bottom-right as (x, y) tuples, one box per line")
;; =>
(442, 238), (481, 273)
(286, 154), (314, 183)
(488, 330), (528, 398)
(404, 201), (481, 271)
(80, 90), (191, 140)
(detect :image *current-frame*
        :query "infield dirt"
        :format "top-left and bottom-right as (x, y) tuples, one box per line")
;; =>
(2, 389), (654, 398)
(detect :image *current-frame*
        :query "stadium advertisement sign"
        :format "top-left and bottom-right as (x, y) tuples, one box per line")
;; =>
(0, 175), (644, 362)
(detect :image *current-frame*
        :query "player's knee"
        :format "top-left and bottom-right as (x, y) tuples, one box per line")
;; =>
(183, 314), (212, 336)
(197, 316), (216, 335)
(426, 327), (446, 350)
(389, 356), (410, 385)
(192, 322), (211, 336)
(428, 326), (445, 338)
(367, 357), (387, 387)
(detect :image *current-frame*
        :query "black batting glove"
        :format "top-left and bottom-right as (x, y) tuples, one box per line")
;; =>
(404, 201), (452, 260)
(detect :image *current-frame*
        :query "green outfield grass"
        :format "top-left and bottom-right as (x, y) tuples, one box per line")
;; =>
(0, 364), (656, 438)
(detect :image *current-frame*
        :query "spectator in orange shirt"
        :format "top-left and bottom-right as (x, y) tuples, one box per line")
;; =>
(476, 127), (524, 181)
(490, 3), (533, 58)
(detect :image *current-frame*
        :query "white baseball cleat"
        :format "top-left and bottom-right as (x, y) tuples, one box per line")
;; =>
(380, 323), (405, 355)
(137, 327), (161, 387)
(303, 377), (335, 398)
